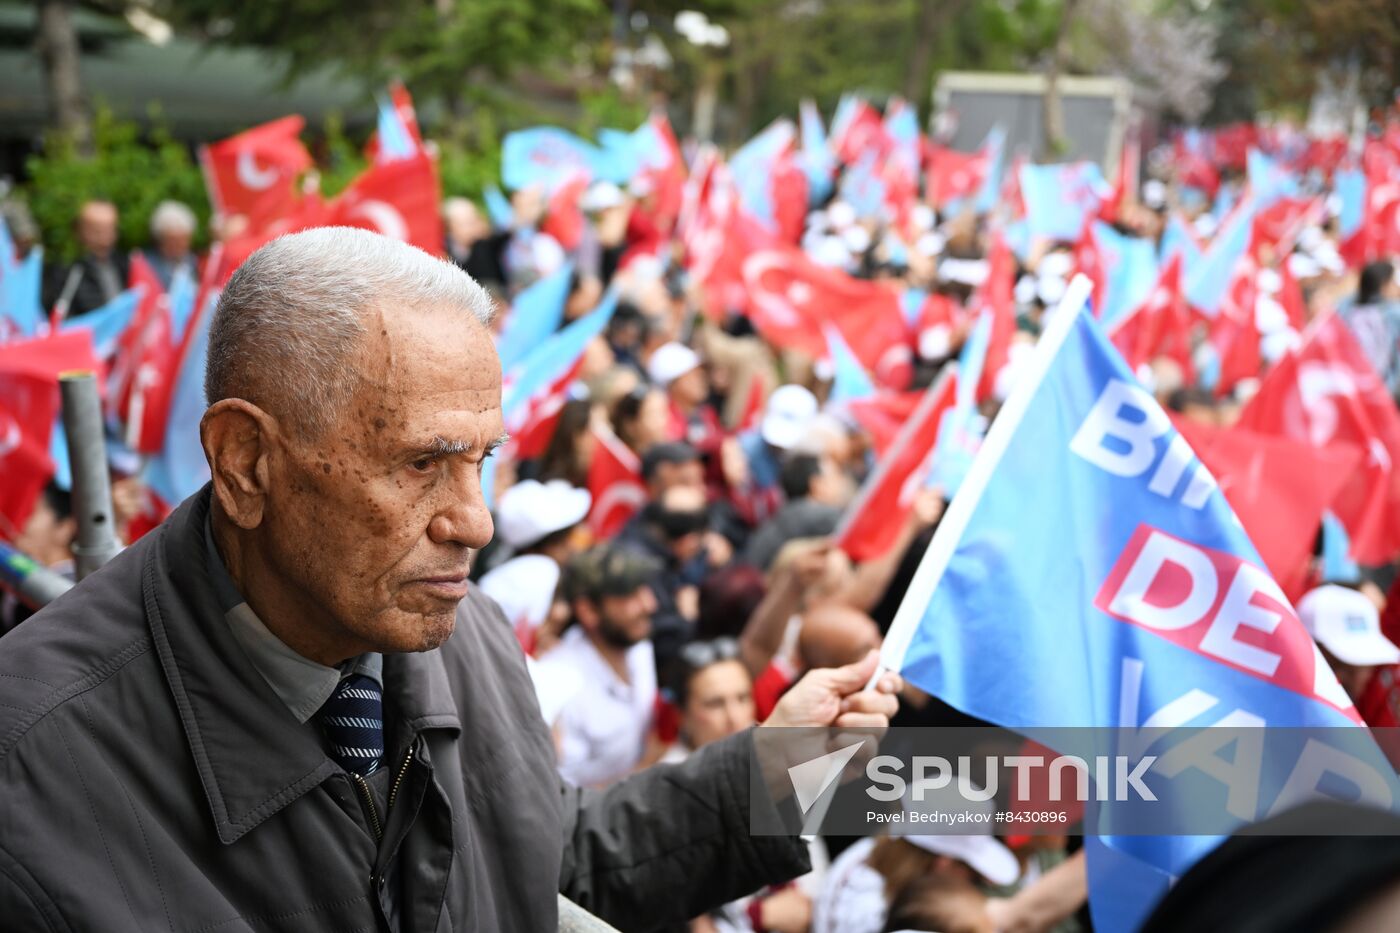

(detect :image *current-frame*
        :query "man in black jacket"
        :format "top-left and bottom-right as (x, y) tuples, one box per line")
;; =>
(41, 199), (131, 320)
(0, 227), (899, 932)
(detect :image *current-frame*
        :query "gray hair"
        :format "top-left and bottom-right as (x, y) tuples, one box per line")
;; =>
(205, 226), (495, 439)
(149, 200), (197, 237)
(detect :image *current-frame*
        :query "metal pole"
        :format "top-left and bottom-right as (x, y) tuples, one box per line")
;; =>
(0, 542), (73, 610)
(58, 372), (121, 579)
(557, 896), (620, 933)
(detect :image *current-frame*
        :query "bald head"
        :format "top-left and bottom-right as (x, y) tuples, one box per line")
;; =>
(799, 603), (881, 671)
(206, 227), (496, 439)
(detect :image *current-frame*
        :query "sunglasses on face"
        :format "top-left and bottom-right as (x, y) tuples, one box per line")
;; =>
(678, 636), (741, 670)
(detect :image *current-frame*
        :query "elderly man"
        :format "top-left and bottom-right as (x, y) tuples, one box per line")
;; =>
(42, 198), (130, 319)
(144, 199), (200, 290)
(0, 227), (899, 932)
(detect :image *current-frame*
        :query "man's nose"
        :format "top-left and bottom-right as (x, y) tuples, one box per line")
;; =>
(427, 462), (494, 549)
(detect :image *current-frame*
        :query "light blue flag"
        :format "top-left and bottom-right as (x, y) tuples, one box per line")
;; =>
(823, 325), (876, 405)
(375, 93), (417, 162)
(502, 289), (617, 424)
(1158, 213), (1203, 269)
(901, 288), (928, 328)
(496, 261), (573, 373)
(0, 220), (45, 338)
(974, 125), (1007, 214)
(1092, 223), (1158, 329)
(838, 150), (887, 221)
(1212, 183), (1237, 223)
(1020, 162), (1111, 241)
(484, 185), (515, 229)
(799, 99), (834, 205)
(167, 269), (199, 345)
(882, 276), (1388, 931)
(1247, 148), (1299, 208)
(501, 127), (603, 193)
(143, 293), (215, 505)
(927, 310), (991, 496)
(1321, 512), (1361, 584)
(61, 287), (140, 359)
(1336, 169), (1366, 245)
(1003, 219), (1033, 262)
(1184, 198), (1257, 316)
(730, 119), (796, 230)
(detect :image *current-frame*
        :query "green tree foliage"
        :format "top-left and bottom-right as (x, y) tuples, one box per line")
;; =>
(22, 106), (209, 262)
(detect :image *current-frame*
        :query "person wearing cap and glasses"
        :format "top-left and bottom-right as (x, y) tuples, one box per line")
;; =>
(533, 544), (666, 787)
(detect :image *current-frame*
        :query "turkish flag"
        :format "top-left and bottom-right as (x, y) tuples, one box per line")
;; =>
(836, 370), (957, 562)
(1176, 418), (1362, 598)
(1110, 253), (1193, 383)
(771, 152), (809, 246)
(1237, 313), (1400, 565)
(587, 425), (647, 539)
(1213, 259), (1262, 398)
(1072, 217), (1106, 317)
(110, 252), (179, 452)
(0, 330), (98, 536)
(323, 151), (443, 258)
(200, 116), (313, 231)
(974, 233), (1016, 402)
(1251, 196), (1318, 262)
(848, 390), (925, 458)
(924, 143), (987, 208)
(741, 246), (912, 388)
(832, 100), (886, 165)
(641, 111), (687, 234)
(1174, 140), (1220, 196)
(1098, 126), (1140, 224)
(541, 172), (589, 252)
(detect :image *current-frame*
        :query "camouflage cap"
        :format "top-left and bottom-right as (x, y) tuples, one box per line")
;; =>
(562, 544), (662, 603)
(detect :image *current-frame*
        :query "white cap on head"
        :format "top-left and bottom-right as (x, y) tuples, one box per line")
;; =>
(1038, 250), (1074, 281)
(901, 778), (1021, 887)
(842, 225), (872, 255)
(581, 181), (625, 212)
(1289, 252), (1321, 279)
(1194, 214), (1218, 239)
(496, 480), (592, 550)
(1299, 584), (1400, 667)
(761, 384), (819, 450)
(827, 200), (857, 229)
(647, 342), (702, 386)
(1143, 178), (1167, 209)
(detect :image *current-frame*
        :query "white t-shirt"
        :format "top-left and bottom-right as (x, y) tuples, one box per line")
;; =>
(532, 626), (656, 787)
(812, 838), (886, 933)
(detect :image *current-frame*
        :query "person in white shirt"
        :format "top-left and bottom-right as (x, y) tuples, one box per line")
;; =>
(479, 479), (591, 655)
(533, 544), (663, 787)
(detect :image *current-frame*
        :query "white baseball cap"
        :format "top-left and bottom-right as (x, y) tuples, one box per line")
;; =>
(1299, 584), (1400, 667)
(495, 480), (591, 550)
(646, 342), (703, 386)
(760, 384), (819, 450)
(902, 777), (1021, 887)
(580, 181), (625, 212)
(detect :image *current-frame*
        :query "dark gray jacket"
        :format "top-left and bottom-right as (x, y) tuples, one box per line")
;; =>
(0, 488), (808, 931)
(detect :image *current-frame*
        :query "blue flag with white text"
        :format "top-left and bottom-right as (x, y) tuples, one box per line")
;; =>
(882, 280), (1387, 931)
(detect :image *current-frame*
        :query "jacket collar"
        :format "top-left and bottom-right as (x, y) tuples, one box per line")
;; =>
(144, 486), (459, 844)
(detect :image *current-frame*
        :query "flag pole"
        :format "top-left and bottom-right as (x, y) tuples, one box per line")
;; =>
(865, 274), (1095, 693)
(0, 542), (73, 610)
(59, 371), (121, 579)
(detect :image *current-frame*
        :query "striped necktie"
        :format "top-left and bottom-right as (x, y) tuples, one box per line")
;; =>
(316, 673), (385, 776)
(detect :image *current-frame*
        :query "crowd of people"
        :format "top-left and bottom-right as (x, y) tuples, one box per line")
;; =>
(6, 93), (1400, 932)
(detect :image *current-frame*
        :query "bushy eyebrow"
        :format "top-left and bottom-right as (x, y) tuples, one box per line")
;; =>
(411, 433), (510, 458)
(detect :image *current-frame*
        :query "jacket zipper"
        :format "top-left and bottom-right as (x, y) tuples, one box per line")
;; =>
(353, 741), (417, 892)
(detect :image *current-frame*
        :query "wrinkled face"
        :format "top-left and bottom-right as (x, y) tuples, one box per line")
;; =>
(260, 304), (503, 655)
(682, 659), (755, 749)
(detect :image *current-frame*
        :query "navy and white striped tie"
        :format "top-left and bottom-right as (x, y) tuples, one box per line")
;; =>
(316, 673), (385, 776)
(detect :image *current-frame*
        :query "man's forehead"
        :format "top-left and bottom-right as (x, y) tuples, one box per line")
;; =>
(355, 304), (500, 393)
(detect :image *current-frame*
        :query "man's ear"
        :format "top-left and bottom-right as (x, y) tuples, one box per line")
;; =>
(201, 399), (277, 530)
